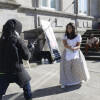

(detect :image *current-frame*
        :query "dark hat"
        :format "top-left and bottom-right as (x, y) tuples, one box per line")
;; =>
(5, 19), (22, 34)
(2, 19), (22, 39)
(14, 19), (22, 34)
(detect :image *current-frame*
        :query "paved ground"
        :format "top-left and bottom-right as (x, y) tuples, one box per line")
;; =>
(2, 60), (100, 100)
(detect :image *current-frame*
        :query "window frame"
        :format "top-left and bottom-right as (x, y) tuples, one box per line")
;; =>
(41, 0), (58, 11)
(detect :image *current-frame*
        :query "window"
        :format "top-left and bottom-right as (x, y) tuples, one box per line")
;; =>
(78, 0), (88, 15)
(42, 0), (57, 10)
(42, 0), (48, 7)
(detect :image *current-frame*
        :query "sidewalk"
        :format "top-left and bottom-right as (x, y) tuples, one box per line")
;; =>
(2, 60), (100, 100)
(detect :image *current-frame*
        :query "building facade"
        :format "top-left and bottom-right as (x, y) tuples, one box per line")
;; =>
(0, 0), (99, 53)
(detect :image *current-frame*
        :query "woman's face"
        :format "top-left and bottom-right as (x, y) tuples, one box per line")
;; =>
(67, 25), (72, 34)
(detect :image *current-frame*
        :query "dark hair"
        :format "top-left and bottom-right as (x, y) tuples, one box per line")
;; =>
(65, 23), (77, 39)
(88, 33), (94, 39)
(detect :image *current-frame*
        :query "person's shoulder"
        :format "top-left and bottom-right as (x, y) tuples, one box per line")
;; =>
(76, 34), (81, 39)
(76, 34), (82, 42)
(77, 34), (81, 37)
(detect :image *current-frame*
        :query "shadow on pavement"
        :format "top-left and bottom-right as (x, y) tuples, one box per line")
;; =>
(3, 84), (81, 100)
(32, 84), (81, 98)
(2, 93), (24, 100)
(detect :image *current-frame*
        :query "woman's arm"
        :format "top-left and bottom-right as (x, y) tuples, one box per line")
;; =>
(72, 42), (81, 51)
(62, 39), (72, 49)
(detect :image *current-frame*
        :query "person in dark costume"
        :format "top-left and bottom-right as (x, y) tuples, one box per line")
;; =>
(0, 19), (32, 100)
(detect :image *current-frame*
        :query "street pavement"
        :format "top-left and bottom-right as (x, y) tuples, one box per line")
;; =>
(2, 60), (100, 100)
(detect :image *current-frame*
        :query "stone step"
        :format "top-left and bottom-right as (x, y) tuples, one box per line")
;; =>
(82, 37), (100, 41)
(81, 43), (86, 46)
(81, 42), (100, 46)
(82, 37), (87, 40)
(80, 47), (100, 51)
(81, 30), (100, 60)
(85, 32), (100, 34)
(86, 29), (100, 32)
(82, 34), (100, 37)
(83, 32), (100, 35)
(82, 51), (100, 56)
(80, 47), (85, 51)
(85, 55), (100, 60)
(84, 32), (100, 34)
(81, 40), (86, 43)
(87, 29), (99, 31)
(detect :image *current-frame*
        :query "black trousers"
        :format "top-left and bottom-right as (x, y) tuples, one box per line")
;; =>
(0, 74), (32, 100)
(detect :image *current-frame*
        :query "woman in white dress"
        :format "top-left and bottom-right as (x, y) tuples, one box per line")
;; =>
(60, 23), (90, 88)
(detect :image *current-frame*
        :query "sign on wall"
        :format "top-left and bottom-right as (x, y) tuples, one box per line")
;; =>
(41, 20), (61, 62)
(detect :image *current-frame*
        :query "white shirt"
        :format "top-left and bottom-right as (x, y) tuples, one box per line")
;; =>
(62, 34), (82, 61)
(86, 37), (98, 44)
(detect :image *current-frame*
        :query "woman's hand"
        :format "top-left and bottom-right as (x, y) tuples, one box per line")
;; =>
(63, 40), (72, 49)
(71, 42), (81, 51)
(70, 47), (75, 52)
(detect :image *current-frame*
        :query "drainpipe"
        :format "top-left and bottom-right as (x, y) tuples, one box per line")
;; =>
(34, 0), (38, 28)
(74, 0), (78, 32)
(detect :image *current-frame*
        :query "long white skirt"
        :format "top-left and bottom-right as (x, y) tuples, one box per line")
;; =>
(60, 49), (90, 86)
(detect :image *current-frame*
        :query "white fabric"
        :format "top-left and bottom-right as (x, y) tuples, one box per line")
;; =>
(60, 49), (90, 86)
(62, 34), (82, 61)
(86, 37), (98, 44)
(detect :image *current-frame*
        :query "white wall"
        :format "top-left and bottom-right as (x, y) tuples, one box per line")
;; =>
(62, 0), (75, 14)
(16, 0), (33, 7)
(0, 9), (35, 32)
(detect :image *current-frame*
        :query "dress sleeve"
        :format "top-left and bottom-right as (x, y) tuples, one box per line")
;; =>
(62, 35), (67, 40)
(77, 34), (82, 43)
